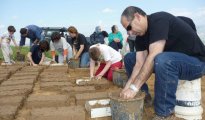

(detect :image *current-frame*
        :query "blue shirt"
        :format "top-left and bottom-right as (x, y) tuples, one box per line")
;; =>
(20, 25), (42, 46)
(30, 45), (42, 64)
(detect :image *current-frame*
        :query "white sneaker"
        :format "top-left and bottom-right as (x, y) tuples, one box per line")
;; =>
(10, 60), (15, 64)
(1, 62), (12, 65)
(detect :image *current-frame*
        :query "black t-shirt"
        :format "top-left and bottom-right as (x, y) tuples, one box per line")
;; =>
(71, 33), (89, 54)
(134, 12), (205, 61)
(30, 45), (42, 64)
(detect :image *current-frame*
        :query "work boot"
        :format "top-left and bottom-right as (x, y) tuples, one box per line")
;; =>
(144, 93), (153, 107)
(152, 114), (184, 120)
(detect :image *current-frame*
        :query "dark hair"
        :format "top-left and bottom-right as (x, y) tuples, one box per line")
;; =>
(121, 6), (146, 22)
(111, 25), (116, 33)
(39, 40), (49, 52)
(89, 47), (101, 61)
(20, 28), (27, 35)
(51, 32), (61, 42)
(102, 31), (108, 37)
(8, 26), (16, 32)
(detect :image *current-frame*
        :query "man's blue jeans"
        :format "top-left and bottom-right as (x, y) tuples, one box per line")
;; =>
(154, 52), (205, 117)
(80, 52), (90, 68)
(124, 52), (205, 117)
(124, 52), (150, 95)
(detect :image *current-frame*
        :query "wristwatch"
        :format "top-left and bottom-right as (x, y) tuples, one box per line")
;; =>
(129, 84), (139, 92)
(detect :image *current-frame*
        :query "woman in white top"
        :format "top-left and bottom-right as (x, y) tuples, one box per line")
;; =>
(0, 26), (18, 65)
(50, 32), (73, 63)
(89, 44), (122, 81)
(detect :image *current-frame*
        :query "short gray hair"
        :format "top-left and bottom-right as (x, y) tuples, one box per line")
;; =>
(121, 6), (147, 22)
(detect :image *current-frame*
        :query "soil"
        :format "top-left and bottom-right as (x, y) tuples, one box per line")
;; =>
(0, 65), (203, 120)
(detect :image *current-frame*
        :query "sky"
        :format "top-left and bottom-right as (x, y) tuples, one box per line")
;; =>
(0, 0), (205, 44)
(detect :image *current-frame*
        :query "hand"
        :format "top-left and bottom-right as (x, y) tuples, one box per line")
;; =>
(95, 74), (102, 80)
(90, 76), (95, 81)
(120, 88), (138, 99)
(33, 63), (38, 66)
(39, 62), (43, 66)
(114, 38), (120, 42)
(121, 79), (132, 93)
(74, 56), (79, 59)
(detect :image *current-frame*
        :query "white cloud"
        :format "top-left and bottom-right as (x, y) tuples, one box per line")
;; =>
(196, 7), (205, 17)
(168, 7), (205, 26)
(102, 8), (114, 13)
(168, 8), (192, 17)
(98, 20), (103, 26)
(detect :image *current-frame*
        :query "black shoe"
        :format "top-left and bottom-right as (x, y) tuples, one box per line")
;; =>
(144, 93), (153, 107)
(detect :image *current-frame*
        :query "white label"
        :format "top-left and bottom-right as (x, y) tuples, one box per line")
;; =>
(91, 107), (111, 118)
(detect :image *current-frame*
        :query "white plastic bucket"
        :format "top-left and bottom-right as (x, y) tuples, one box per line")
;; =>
(175, 78), (203, 120)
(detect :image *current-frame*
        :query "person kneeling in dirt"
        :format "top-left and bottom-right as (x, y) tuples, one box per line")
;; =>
(89, 44), (122, 81)
(27, 40), (49, 66)
(50, 32), (73, 64)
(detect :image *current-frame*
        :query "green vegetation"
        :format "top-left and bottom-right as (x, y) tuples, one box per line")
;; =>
(0, 46), (52, 61)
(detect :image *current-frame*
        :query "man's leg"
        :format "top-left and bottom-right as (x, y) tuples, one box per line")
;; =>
(80, 52), (90, 68)
(124, 52), (150, 95)
(154, 52), (205, 117)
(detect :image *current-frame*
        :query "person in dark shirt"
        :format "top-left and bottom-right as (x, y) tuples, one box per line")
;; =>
(120, 6), (205, 119)
(27, 40), (49, 66)
(177, 16), (197, 32)
(68, 26), (90, 67)
(20, 25), (44, 47)
(90, 26), (108, 45)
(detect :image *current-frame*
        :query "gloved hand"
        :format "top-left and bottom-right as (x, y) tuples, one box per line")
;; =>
(50, 60), (56, 64)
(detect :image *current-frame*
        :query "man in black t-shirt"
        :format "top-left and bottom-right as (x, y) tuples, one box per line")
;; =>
(120, 6), (205, 119)
(177, 16), (197, 32)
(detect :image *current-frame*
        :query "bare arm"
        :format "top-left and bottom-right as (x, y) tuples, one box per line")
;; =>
(12, 39), (18, 47)
(27, 52), (37, 66)
(90, 58), (96, 77)
(75, 45), (84, 59)
(121, 40), (166, 99)
(95, 60), (112, 80)
(134, 40), (165, 89)
(39, 53), (45, 65)
(122, 50), (148, 91)
(98, 60), (112, 76)
(73, 45), (77, 57)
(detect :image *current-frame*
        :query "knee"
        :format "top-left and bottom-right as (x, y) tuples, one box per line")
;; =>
(154, 53), (171, 68)
(124, 53), (134, 63)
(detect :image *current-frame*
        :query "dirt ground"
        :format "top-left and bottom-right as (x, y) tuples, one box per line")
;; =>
(0, 65), (204, 120)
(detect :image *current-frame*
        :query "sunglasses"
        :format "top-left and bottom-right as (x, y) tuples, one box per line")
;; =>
(126, 23), (132, 31)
